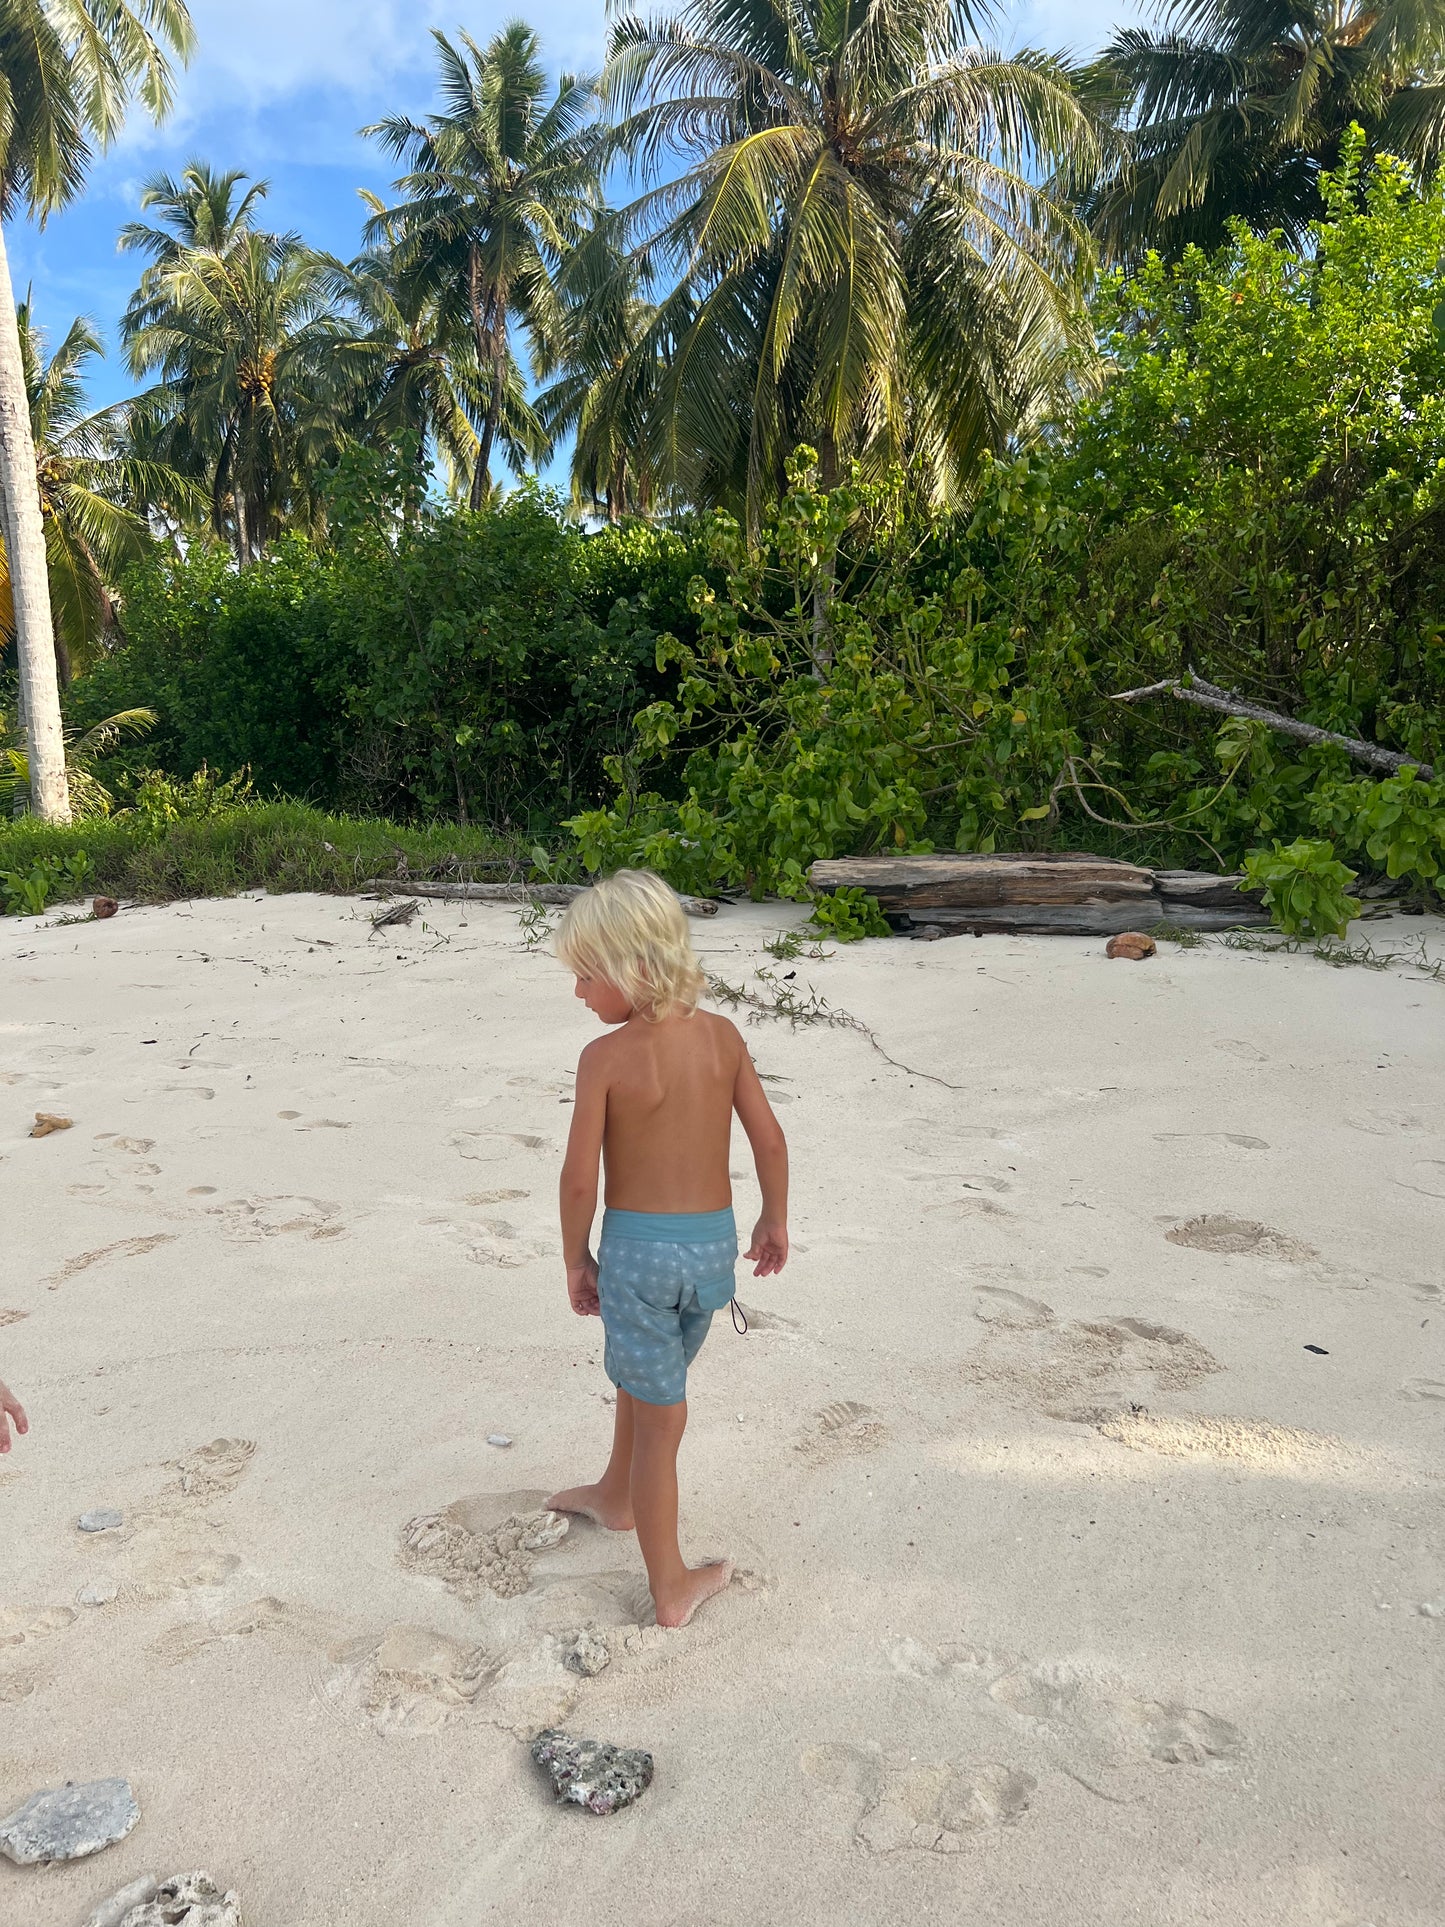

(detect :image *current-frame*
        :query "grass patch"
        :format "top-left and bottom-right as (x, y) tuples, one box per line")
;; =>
(0, 802), (518, 910)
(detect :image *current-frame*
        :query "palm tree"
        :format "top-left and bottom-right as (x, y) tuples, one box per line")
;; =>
(602, 0), (1099, 533)
(119, 160), (270, 269)
(1, 302), (188, 683)
(121, 181), (364, 564)
(535, 217), (662, 520)
(362, 22), (603, 507)
(1083, 0), (1445, 260)
(0, 0), (194, 822)
(323, 245), (486, 502)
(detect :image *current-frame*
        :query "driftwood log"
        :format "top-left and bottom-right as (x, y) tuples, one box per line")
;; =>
(809, 852), (1158, 907)
(903, 902), (1270, 936)
(361, 879), (720, 917)
(1110, 675), (1435, 781)
(808, 852), (1270, 935)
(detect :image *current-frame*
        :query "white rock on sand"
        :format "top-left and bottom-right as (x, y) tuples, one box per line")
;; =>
(1, 891), (1443, 1926)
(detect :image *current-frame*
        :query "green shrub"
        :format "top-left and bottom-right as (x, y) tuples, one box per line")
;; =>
(807, 887), (891, 941)
(1241, 839), (1362, 938)
(1, 851), (92, 916)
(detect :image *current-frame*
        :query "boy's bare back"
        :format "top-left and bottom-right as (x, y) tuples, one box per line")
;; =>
(577, 1009), (764, 1214)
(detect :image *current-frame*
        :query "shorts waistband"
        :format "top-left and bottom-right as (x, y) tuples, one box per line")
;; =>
(601, 1206), (736, 1243)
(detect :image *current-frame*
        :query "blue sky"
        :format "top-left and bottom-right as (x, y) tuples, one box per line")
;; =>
(8, 0), (1142, 435)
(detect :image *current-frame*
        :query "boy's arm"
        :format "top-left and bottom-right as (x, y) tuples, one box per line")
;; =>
(559, 1043), (607, 1316)
(0, 1378), (27, 1452)
(732, 1039), (789, 1277)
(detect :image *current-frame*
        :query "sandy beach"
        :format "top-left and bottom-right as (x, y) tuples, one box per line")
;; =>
(2, 890), (1442, 1927)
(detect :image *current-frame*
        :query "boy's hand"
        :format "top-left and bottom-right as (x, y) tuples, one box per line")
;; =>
(565, 1257), (600, 1317)
(0, 1380), (28, 1452)
(745, 1220), (788, 1277)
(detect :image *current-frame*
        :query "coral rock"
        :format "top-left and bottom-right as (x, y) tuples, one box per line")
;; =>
(563, 1629), (612, 1678)
(83, 1871), (242, 1927)
(531, 1728), (653, 1814)
(30, 1112), (74, 1137)
(0, 1778), (139, 1864)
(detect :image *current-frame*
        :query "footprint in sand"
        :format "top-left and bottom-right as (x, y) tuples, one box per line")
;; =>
(733, 1301), (803, 1336)
(150, 1594), (325, 1666)
(973, 1287), (1054, 1331)
(466, 1189), (529, 1206)
(162, 1084), (215, 1101)
(1214, 1038), (1267, 1063)
(208, 1195), (343, 1242)
(1057, 1407), (1339, 1469)
(123, 1548), (244, 1604)
(0, 1308), (28, 1327)
(966, 1314), (1221, 1408)
(1400, 1379), (1445, 1402)
(400, 1491), (570, 1600)
(318, 1624), (496, 1735)
(451, 1130), (555, 1162)
(803, 1742), (1036, 1854)
(1165, 1215), (1317, 1261)
(989, 1661), (1243, 1770)
(796, 1402), (888, 1464)
(0, 1606), (80, 1708)
(428, 1218), (544, 1270)
(160, 1437), (256, 1504)
(1345, 1109), (1432, 1137)
(44, 1233), (176, 1291)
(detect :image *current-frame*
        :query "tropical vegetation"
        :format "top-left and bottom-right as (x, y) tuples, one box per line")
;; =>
(0, 0), (1442, 937)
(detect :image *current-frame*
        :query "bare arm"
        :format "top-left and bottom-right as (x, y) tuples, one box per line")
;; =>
(559, 1043), (608, 1314)
(733, 1042), (789, 1277)
(0, 1379), (27, 1453)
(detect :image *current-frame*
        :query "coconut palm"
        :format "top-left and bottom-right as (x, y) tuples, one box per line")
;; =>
(1083, 0), (1445, 260)
(602, 0), (1099, 532)
(121, 189), (365, 564)
(362, 22), (603, 507)
(0, 0), (194, 821)
(119, 160), (269, 270)
(535, 217), (663, 520)
(322, 245), (487, 501)
(0, 302), (189, 683)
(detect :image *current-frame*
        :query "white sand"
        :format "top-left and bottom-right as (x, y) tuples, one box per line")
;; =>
(2, 891), (1443, 1926)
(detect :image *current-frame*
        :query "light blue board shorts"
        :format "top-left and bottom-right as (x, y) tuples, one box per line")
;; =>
(598, 1206), (738, 1407)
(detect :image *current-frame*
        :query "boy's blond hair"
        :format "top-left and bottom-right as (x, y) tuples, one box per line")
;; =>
(555, 869), (705, 1019)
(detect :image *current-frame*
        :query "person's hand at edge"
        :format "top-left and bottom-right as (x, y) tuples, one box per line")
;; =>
(566, 1257), (600, 1316)
(0, 1380), (28, 1452)
(745, 1221), (789, 1277)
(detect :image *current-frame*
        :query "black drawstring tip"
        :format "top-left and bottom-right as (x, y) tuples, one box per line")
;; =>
(731, 1298), (748, 1335)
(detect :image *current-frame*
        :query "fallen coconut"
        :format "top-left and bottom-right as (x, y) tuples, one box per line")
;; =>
(1105, 931), (1157, 960)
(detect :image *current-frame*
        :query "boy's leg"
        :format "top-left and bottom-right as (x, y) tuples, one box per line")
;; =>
(547, 1389), (637, 1531)
(629, 1395), (733, 1629)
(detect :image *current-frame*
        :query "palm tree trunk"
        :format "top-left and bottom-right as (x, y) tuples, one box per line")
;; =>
(467, 248), (500, 512)
(809, 429), (839, 677)
(0, 225), (70, 821)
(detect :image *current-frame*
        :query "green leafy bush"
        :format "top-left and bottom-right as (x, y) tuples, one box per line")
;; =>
(2, 851), (92, 916)
(1241, 839), (1362, 938)
(807, 887), (891, 942)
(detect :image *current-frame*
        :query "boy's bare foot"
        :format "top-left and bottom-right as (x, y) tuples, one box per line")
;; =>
(547, 1483), (635, 1532)
(653, 1559), (735, 1629)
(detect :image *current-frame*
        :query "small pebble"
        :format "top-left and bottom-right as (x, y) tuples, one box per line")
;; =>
(78, 1509), (123, 1534)
(563, 1629), (612, 1678)
(77, 1581), (119, 1607)
(486, 1434), (512, 1449)
(1418, 1600), (1443, 1618)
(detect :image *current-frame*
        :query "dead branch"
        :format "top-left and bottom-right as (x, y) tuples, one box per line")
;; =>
(1110, 675), (1434, 780)
(361, 880), (720, 917)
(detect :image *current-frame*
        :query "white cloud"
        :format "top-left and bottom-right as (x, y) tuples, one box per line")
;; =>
(176, 0), (606, 109)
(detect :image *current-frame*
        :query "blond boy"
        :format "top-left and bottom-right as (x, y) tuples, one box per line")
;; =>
(548, 870), (789, 1627)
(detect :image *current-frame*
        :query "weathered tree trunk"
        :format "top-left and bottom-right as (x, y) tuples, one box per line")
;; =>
(0, 225), (70, 821)
(468, 250), (505, 512)
(362, 879), (719, 916)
